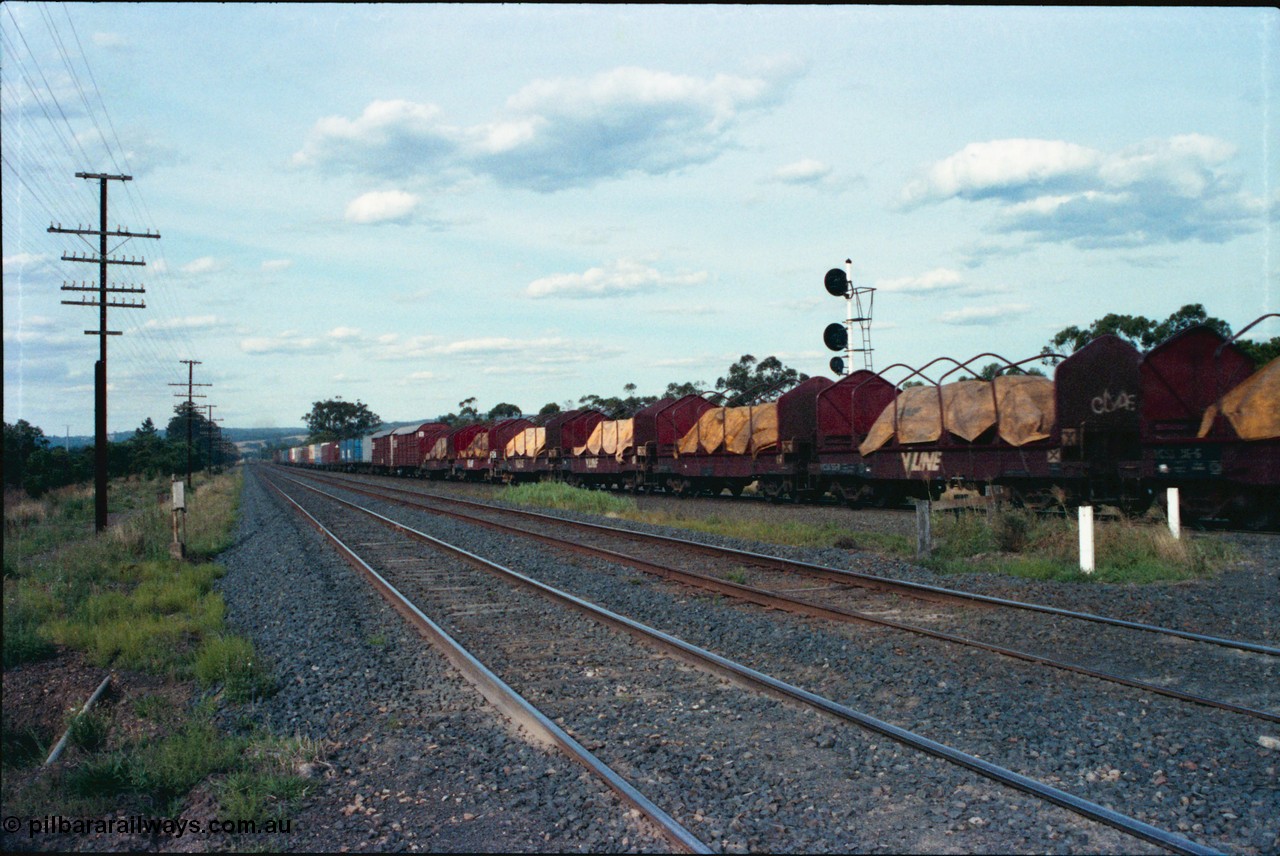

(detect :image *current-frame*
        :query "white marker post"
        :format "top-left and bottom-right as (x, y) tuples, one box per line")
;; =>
(1167, 487), (1181, 540)
(1078, 505), (1095, 574)
(915, 498), (932, 558)
(170, 477), (186, 560)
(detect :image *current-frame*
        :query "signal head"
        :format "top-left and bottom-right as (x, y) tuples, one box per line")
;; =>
(823, 322), (848, 352)
(824, 267), (849, 297)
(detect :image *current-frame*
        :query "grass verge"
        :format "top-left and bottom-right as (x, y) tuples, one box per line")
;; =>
(924, 507), (1235, 583)
(2, 468), (312, 836)
(502, 482), (914, 554)
(501, 482), (1231, 584)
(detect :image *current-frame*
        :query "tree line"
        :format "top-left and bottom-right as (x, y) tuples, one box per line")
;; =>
(300, 305), (1280, 443)
(4, 402), (239, 498)
(299, 354), (812, 443)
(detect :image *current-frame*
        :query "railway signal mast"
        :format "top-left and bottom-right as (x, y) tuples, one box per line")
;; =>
(822, 259), (875, 376)
(49, 173), (160, 532)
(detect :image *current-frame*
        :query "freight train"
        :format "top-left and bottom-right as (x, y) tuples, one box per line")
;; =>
(277, 317), (1279, 529)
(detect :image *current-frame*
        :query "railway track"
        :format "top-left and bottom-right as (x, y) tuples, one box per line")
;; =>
(290, 468), (1280, 723)
(258, 465), (1274, 853)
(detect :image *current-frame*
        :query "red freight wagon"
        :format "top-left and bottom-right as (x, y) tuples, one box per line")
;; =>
(1139, 321), (1279, 526)
(369, 428), (395, 473)
(661, 378), (832, 499)
(500, 409), (605, 483)
(390, 421), (448, 475)
(414, 423), (452, 475)
(422, 423), (487, 479)
(813, 369), (900, 505)
(856, 334), (1145, 509)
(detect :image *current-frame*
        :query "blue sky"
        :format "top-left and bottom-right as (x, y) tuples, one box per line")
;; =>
(4, 4), (1277, 435)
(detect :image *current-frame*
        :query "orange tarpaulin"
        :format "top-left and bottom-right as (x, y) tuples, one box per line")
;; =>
(677, 404), (779, 456)
(859, 376), (1055, 455)
(461, 432), (489, 459)
(504, 426), (546, 458)
(573, 419), (635, 460)
(1198, 356), (1280, 441)
(425, 435), (450, 461)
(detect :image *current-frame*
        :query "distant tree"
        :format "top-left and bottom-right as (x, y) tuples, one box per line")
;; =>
(716, 355), (809, 405)
(663, 380), (706, 398)
(537, 401), (562, 417)
(456, 397), (480, 423)
(1235, 335), (1280, 367)
(22, 445), (92, 497)
(578, 383), (659, 418)
(168, 401), (223, 472)
(126, 417), (166, 478)
(969, 362), (1046, 381)
(302, 398), (382, 441)
(4, 420), (49, 488)
(1044, 304), (1232, 357)
(486, 402), (523, 420)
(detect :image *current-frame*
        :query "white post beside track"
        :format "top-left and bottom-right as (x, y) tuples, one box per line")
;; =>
(915, 499), (932, 558)
(1078, 505), (1095, 574)
(1167, 487), (1181, 540)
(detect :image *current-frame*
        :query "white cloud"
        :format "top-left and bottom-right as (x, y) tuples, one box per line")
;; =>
(141, 315), (224, 331)
(180, 256), (223, 275)
(938, 303), (1032, 326)
(327, 326), (362, 340)
(773, 159), (832, 185)
(240, 331), (331, 355)
(293, 63), (801, 191)
(902, 139), (1101, 207)
(92, 32), (128, 49)
(876, 268), (965, 294)
(344, 190), (419, 224)
(527, 259), (708, 299)
(901, 135), (1267, 247)
(426, 335), (620, 366)
(261, 259), (293, 272)
(3, 252), (50, 272)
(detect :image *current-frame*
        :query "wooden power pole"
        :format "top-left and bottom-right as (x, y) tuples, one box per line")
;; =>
(49, 173), (160, 532)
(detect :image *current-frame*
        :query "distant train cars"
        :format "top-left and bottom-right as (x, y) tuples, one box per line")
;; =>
(276, 317), (1279, 528)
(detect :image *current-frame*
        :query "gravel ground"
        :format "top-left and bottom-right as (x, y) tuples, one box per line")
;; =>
(215, 468), (668, 852)
(221, 467), (1279, 853)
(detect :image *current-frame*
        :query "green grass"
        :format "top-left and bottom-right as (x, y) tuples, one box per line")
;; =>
(3, 467), (315, 833)
(500, 482), (1229, 585)
(43, 560), (227, 672)
(505, 481), (639, 516)
(924, 508), (1234, 583)
(194, 634), (276, 702)
(54, 713), (318, 819)
(502, 482), (914, 555)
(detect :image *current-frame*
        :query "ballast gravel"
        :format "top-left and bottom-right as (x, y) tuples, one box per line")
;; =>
(215, 469), (667, 852)
(218, 467), (1280, 853)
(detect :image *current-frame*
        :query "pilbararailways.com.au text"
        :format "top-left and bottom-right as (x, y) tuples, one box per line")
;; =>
(6, 815), (291, 838)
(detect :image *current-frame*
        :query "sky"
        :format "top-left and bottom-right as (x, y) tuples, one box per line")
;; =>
(4, 4), (1278, 436)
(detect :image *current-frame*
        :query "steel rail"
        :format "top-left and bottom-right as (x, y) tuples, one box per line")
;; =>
(291, 468), (1280, 657)
(275, 471), (1222, 856)
(262, 473), (712, 855)
(284, 472), (1279, 724)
